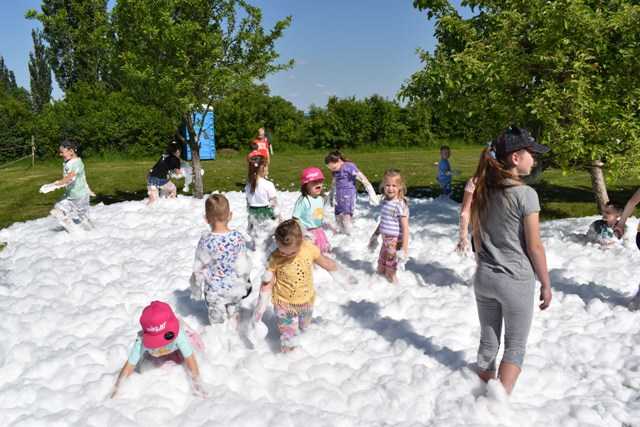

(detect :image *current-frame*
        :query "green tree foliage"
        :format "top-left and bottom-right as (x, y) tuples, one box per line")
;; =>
(0, 58), (33, 162)
(27, 0), (112, 91)
(34, 83), (177, 157)
(213, 84), (305, 150)
(304, 95), (426, 149)
(402, 0), (640, 208)
(29, 29), (52, 112)
(112, 0), (293, 197)
(0, 57), (18, 92)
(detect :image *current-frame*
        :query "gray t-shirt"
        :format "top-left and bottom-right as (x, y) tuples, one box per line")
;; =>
(476, 183), (540, 283)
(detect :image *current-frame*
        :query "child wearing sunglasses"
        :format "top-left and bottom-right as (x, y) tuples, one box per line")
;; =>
(111, 301), (207, 398)
(292, 167), (332, 253)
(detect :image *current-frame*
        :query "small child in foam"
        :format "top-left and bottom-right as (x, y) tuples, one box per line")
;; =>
(586, 201), (624, 247)
(111, 301), (207, 398)
(252, 219), (337, 352)
(190, 193), (252, 327)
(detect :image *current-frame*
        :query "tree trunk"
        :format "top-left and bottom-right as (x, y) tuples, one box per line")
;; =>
(190, 139), (204, 198)
(184, 116), (204, 199)
(589, 160), (609, 213)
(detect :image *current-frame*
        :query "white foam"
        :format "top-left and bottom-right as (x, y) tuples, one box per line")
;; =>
(0, 192), (639, 425)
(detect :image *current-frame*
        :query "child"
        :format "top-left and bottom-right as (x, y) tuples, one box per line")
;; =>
(147, 141), (182, 204)
(587, 201), (623, 246)
(45, 139), (93, 231)
(190, 194), (251, 326)
(111, 301), (207, 398)
(324, 151), (379, 235)
(250, 127), (272, 164)
(368, 169), (410, 283)
(245, 155), (279, 241)
(470, 126), (551, 394)
(292, 167), (332, 253)
(437, 145), (453, 197)
(253, 219), (337, 352)
(614, 189), (640, 309)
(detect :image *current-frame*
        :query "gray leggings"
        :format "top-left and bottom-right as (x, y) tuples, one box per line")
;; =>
(474, 272), (534, 371)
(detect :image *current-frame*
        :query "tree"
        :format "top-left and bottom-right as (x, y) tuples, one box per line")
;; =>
(0, 57), (18, 92)
(112, 0), (292, 197)
(29, 29), (52, 112)
(0, 58), (33, 162)
(27, 0), (112, 92)
(401, 0), (640, 212)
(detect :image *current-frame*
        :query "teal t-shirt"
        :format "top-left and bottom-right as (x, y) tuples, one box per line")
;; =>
(292, 195), (324, 229)
(127, 324), (193, 365)
(63, 158), (90, 199)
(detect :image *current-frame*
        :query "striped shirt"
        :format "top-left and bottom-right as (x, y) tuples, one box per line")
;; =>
(379, 198), (408, 237)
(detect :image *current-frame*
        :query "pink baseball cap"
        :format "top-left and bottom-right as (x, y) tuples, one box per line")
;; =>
(300, 167), (324, 185)
(139, 301), (180, 349)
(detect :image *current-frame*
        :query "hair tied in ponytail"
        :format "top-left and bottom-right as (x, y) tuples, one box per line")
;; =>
(487, 140), (497, 159)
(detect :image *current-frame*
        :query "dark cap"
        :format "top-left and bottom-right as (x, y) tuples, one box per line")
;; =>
(494, 126), (549, 159)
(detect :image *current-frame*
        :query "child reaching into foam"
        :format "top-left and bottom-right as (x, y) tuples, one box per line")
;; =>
(292, 167), (333, 253)
(41, 139), (93, 232)
(111, 301), (207, 398)
(368, 169), (410, 283)
(324, 151), (379, 235)
(253, 220), (337, 352)
(245, 155), (279, 242)
(190, 194), (251, 327)
(587, 201), (624, 247)
(146, 141), (182, 204)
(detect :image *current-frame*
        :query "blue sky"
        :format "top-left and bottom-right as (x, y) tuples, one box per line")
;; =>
(0, 1), (468, 111)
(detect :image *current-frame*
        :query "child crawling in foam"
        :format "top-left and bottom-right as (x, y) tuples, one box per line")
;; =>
(111, 301), (207, 398)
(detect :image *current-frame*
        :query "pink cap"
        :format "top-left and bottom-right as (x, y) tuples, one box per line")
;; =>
(300, 167), (324, 185)
(139, 301), (180, 349)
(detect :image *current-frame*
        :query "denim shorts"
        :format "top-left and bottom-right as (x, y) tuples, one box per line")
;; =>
(147, 176), (168, 188)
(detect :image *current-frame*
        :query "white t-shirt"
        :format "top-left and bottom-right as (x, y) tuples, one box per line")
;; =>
(245, 177), (277, 207)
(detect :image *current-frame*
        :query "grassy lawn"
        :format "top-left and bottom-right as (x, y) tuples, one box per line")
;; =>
(1, 145), (638, 229)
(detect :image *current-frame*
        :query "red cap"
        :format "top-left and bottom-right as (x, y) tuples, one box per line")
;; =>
(139, 301), (180, 349)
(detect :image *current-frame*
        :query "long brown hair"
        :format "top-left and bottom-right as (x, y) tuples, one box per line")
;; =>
(247, 155), (267, 193)
(470, 144), (523, 246)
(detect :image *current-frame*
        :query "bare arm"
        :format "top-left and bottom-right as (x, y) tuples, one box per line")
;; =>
(355, 171), (379, 204)
(55, 170), (76, 187)
(457, 190), (474, 250)
(315, 254), (337, 272)
(615, 188), (640, 236)
(111, 361), (136, 398)
(184, 354), (200, 378)
(400, 215), (409, 257)
(523, 212), (552, 310)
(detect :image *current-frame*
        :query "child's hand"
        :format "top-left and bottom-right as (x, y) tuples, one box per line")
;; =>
(190, 376), (209, 398)
(368, 234), (379, 252)
(189, 274), (204, 301)
(397, 251), (408, 271)
(539, 285), (552, 310)
(614, 221), (625, 238)
(455, 238), (469, 254)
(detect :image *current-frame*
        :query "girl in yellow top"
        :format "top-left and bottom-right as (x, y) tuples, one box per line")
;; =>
(255, 219), (337, 352)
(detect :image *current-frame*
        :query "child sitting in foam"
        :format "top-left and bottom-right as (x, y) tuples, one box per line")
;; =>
(111, 301), (207, 398)
(190, 193), (252, 327)
(587, 202), (625, 247)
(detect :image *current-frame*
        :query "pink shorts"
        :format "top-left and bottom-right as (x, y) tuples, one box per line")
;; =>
(378, 235), (400, 272)
(308, 227), (330, 253)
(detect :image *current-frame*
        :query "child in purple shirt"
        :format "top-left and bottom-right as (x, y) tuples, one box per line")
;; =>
(325, 151), (379, 234)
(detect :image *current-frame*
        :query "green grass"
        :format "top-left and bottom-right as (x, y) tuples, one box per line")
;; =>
(1, 147), (639, 229)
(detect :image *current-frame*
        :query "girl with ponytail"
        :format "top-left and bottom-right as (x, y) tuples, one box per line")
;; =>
(470, 126), (552, 394)
(245, 155), (279, 242)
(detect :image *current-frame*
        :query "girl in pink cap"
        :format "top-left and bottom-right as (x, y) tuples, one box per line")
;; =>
(110, 301), (206, 398)
(292, 167), (333, 253)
